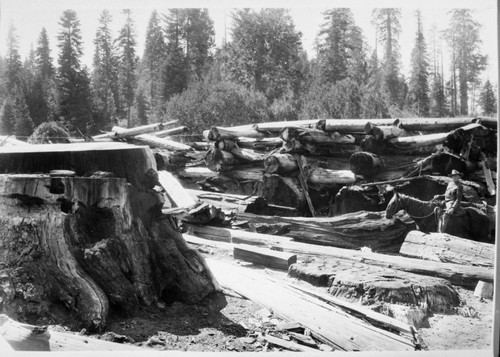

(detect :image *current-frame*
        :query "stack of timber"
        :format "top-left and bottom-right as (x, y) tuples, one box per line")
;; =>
(185, 116), (497, 216)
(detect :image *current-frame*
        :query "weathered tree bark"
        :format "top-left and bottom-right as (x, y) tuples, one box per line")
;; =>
(186, 230), (493, 288)
(0, 143), (155, 188)
(154, 149), (205, 172)
(209, 126), (270, 140)
(0, 174), (219, 331)
(349, 152), (384, 178)
(227, 148), (266, 163)
(283, 139), (360, 157)
(280, 127), (355, 145)
(234, 137), (284, 151)
(234, 211), (410, 253)
(264, 153), (299, 174)
(400, 231), (494, 267)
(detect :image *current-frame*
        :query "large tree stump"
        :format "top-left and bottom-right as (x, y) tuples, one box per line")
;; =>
(0, 174), (219, 332)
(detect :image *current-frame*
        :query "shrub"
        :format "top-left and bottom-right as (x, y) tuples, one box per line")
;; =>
(28, 121), (70, 144)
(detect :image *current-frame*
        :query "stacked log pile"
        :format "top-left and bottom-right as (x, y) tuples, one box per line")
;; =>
(171, 116), (497, 216)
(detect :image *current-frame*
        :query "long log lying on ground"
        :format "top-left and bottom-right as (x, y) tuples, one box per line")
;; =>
(283, 139), (360, 156)
(206, 259), (417, 351)
(365, 120), (406, 140)
(233, 137), (283, 151)
(132, 134), (193, 151)
(233, 244), (297, 270)
(205, 147), (263, 172)
(0, 142), (156, 187)
(235, 211), (409, 252)
(158, 170), (198, 208)
(400, 231), (494, 268)
(0, 315), (141, 351)
(253, 119), (322, 132)
(151, 126), (188, 137)
(187, 229), (493, 288)
(227, 147), (266, 162)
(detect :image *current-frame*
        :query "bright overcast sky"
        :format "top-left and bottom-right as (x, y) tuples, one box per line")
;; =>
(0, 0), (497, 83)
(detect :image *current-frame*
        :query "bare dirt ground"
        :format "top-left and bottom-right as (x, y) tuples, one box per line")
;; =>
(82, 242), (493, 352)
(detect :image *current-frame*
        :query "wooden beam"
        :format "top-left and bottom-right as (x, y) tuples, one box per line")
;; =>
(93, 121), (178, 139)
(233, 244), (297, 270)
(151, 126), (187, 138)
(206, 259), (417, 351)
(188, 226), (493, 288)
(158, 170), (197, 208)
(400, 231), (494, 268)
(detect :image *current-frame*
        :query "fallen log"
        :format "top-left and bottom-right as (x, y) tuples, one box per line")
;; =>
(324, 117), (481, 133)
(94, 121), (177, 139)
(235, 211), (410, 253)
(206, 259), (417, 351)
(0, 315), (141, 351)
(233, 244), (297, 270)
(187, 226), (493, 288)
(228, 147), (266, 162)
(235, 137), (284, 151)
(209, 126), (270, 140)
(280, 127), (355, 144)
(400, 231), (494, 268)
(349, 151), (384, 178)
(152, 126), (187, 138)
(0, 142), (156, 188)
(263, 153), (357, 185)
(365, 120), (406, 140)
(177, 167), (219, 181)
(132, 134), (193, 152)
(253, 119), (322, 132)
(184, 225), (292, 246)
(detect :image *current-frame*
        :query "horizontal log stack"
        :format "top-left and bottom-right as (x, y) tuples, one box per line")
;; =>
(182, 116), (497, 216)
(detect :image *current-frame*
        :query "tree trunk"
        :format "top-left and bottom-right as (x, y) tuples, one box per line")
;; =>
(132, 134), (193, 152)
(400, 231), (494, 267)
(349, 152), (384, 178)
(234, 211), (410, 253)
(0, 172), (219, 331)
(186, 189), (269, 214)
(0, 143), (156, 188)
(280, 127), (355, 145)
(152, 126), (188, 138)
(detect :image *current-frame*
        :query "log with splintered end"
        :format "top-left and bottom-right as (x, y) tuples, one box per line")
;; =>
(349, 151), (384, 178)
(264, 154), (298, 174)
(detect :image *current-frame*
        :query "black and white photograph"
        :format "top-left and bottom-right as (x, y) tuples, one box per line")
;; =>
(0, 0), (497, 354)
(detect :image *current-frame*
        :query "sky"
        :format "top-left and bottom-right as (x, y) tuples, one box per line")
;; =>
(0, 0), (497, 83)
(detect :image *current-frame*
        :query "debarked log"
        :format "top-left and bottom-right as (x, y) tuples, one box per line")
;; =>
(0, 174), (219, 331)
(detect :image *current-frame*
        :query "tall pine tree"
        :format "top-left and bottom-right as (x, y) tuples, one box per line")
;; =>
(116, 9), (138, 128)
(407, 10), (430, 116)
(479, 80), (497, 115)
(372, 9), (403, 108)
(316, 9), (365, 85)
(57, 10), (93, 133)
(444, 9), (487, 115)
(139, 10), (167, 122)
(92, 10), (120, 130)
(5, 24), (23, 95)
(163, 9), (188, 101)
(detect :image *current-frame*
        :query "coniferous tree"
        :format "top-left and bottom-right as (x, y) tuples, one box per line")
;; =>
(0, 96), (16, 135)
(407, 10), (430, 116)
(35, 28), (55, 79)
(479, 80), (497, 115)
(92, 10), (120, 130)
(57, 10), (93, 133)
(316, 9), (365, 84)
(139, 10), (167, 122)
(116, 9), (138, 128)
(163, 9), (188, 100)
(372, 9), (404, 108)
(13, 89), (35, 137)
(5, 24), (23, 94)
(361, 48), (391, 118)
(444, 9), (487, 115)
